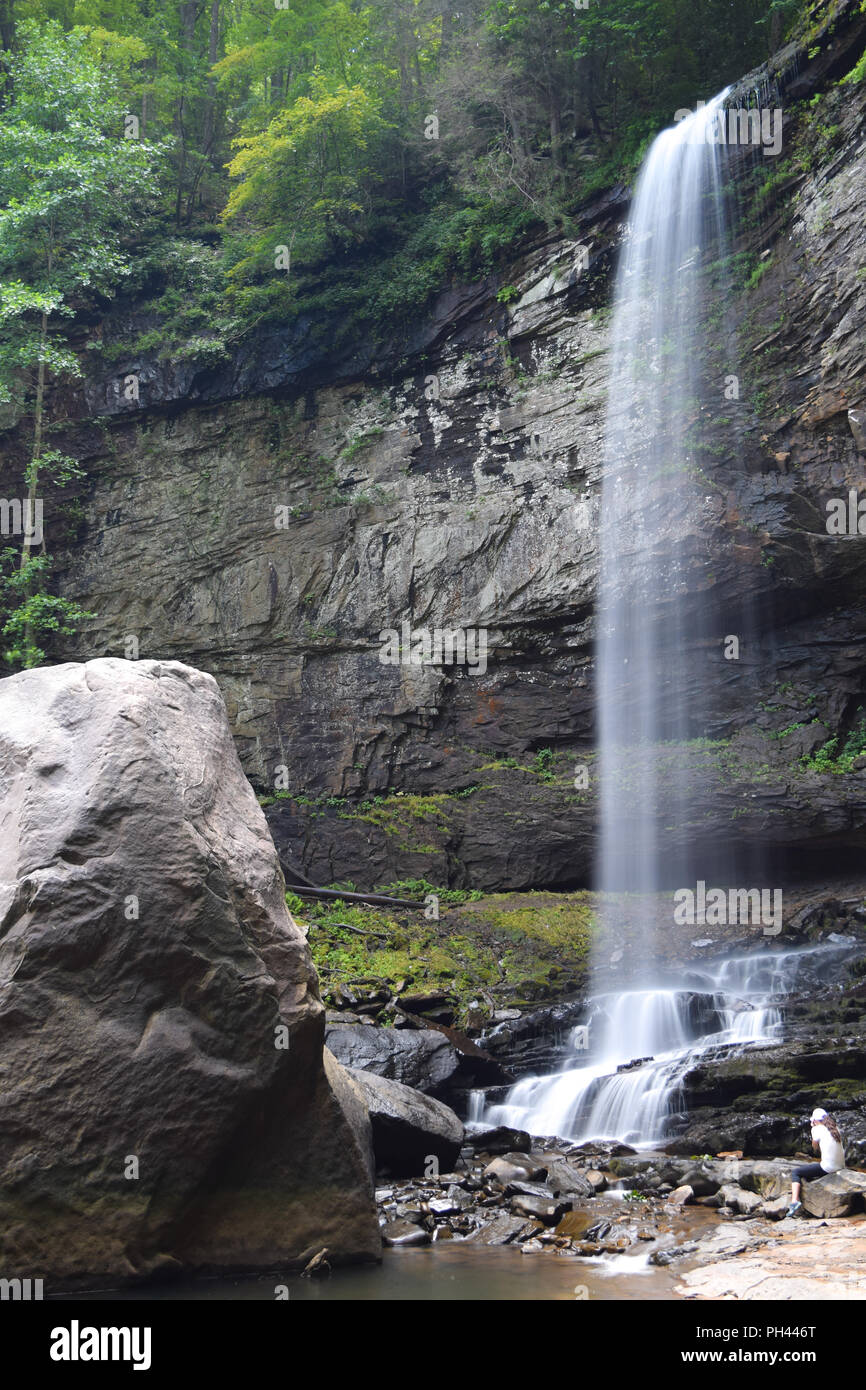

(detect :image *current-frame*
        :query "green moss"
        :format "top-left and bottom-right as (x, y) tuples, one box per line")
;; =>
(297, 887), (595, 1020)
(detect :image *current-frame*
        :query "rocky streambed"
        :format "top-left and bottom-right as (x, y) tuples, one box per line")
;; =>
(375, 1129), (866, 1298)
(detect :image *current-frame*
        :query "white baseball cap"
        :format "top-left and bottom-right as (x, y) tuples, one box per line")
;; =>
(811, 1108), (828, 1122)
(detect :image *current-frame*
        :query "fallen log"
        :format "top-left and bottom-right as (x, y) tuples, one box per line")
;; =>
(285, 884), (425, 910)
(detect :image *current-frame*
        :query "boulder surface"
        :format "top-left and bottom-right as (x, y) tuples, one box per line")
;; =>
(345, 1067), (464, 1176)
(0, 658), (380, 1287)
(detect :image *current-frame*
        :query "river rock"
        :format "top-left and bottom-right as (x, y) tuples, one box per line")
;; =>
(543, 1158), (596, 1200)
(483, 1154), (548, 1185)
(467, 1126), (532, 1154)
(509, 1195), (569, 1225)
(382, 1220), (430, 1248)
(0, 659), (381, 1287)
(801, 1169), (866, 1219)
(760, 1195), (792, 1220)
(345, 1067), (464, 1176)
(678, 1166), (722, 1197)
(737, 1160), (798, 1200)
(325, 1022), (460, 1093)
(733, 1189), (765, 1215)
(667, 1185), (695, 1206)
(465, 1212), (532, 1245)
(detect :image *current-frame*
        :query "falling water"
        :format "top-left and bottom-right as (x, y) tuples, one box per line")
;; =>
(597, 90), (733, 896)
(478, 944), (852, 1146)
(476, 95), (833, 1146)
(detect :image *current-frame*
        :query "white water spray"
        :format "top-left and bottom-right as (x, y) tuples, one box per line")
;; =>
(479, 945), (849, 1145)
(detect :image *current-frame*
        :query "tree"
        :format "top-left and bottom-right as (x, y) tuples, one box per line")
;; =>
(0, 21), (162, 665)
(223, 70), (388, 274)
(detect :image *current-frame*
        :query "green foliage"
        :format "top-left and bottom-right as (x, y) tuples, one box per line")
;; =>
(0, 550), (93, 668)
(800, 711), (866, 775)
(532, 747), (556, 782)
(0, 22), (165, 670)
(376, 878), (484, 905)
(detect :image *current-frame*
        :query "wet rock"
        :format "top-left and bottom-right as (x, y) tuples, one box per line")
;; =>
(346, 1068), (464, 1176)
(465, 1213), (533, 1245)
(483, 1154), (548, 1185)
(801, 1169), (866, 1219)
(427, 1197), (459, 1217)
(574, 1141), (637, 1159)
(505, 1180), (556, 1200)
(650, 1241), (699, 1266)
(555, 1211), (593, 1240)
(397, 991), (457, 1024)
(466, 1126), (532, 1155)
(443, 1184), (474, 1210)
(544, 1158), (596, 1200)
(382, 1220), (430, 1248)
(584, 1220), (612, 1240)
(509, 1195), (570, 1225)
(521, 1238), (545, 1253)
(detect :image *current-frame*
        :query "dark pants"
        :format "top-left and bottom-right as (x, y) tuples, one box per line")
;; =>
(792, 1162), (825, 1185)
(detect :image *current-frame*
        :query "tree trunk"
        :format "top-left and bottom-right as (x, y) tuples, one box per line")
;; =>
(201, 0), (220, 152)
(0, 0), (15, 110)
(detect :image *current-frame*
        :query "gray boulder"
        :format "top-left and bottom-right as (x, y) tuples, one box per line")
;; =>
(801, 1169), (866, 1219)
(543, 1157), (596, 1200)
(346, 1067), (464, 1176)
(325, 1022), (460, 1093)
(0, 659), (380, 1287)
(737, 1160), (798, 1200)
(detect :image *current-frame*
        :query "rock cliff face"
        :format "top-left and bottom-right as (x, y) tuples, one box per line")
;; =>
(0, 658), (380, 1287)
(6, 6), (865, 892)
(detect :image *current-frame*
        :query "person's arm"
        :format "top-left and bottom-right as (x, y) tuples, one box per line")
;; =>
(810, 1125), (820, 1154)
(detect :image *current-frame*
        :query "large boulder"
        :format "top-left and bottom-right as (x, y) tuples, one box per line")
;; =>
(801, 1169), (866, 1219)
(325, 1022), (460, 1093)
(345, 1067), (464, 1176)
(0, 659), (381, 1288)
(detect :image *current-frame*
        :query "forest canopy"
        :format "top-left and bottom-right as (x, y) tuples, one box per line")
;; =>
(0, 0), (806, 357)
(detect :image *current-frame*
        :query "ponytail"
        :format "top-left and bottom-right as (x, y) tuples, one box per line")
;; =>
(821, 1113), (842, 1143)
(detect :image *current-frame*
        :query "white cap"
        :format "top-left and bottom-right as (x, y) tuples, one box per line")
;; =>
(811, 1108), (828, 1122)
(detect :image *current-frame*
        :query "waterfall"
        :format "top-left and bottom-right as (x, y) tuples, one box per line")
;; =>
(474, 96), (842, 1147)
(477, 944), (851, 1146)
(597, 89), (733, 899)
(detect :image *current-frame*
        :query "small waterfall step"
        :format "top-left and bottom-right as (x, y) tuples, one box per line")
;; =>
(472, 942), (856, 1147)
